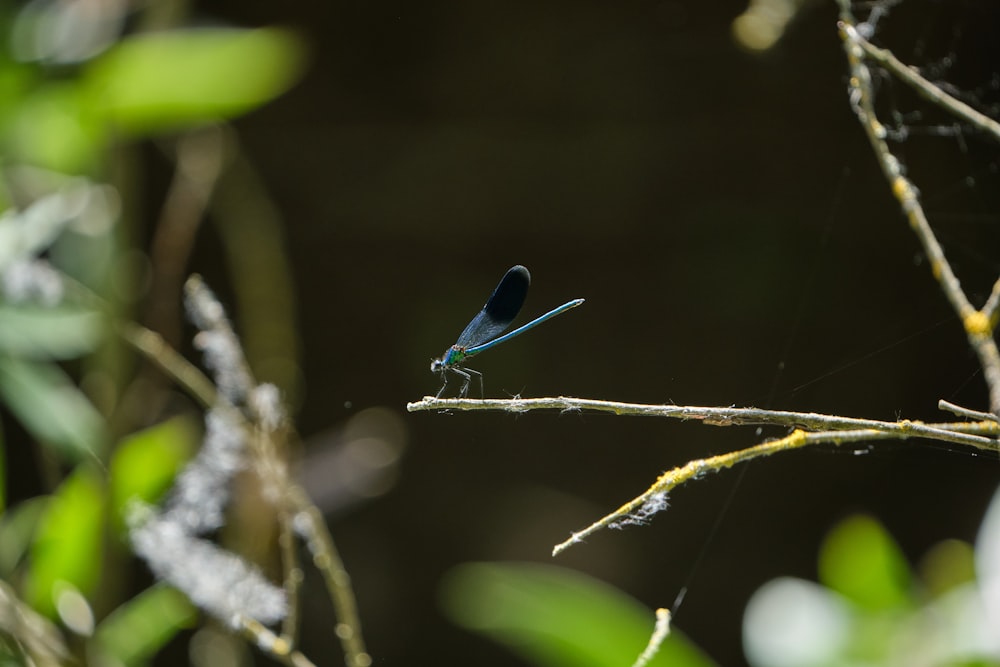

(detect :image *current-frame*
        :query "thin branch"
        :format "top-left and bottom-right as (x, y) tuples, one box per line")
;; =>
(118, 321), (217, 409)
(185, 275), (372, 667)
(552, 423), (997, 556)
(289, 488), (371, 667)
(55, 269), (220, 409)
(146, 128), (227, 348)
(408, 394), (999, 555)
(278, 508), (304, 644)
(210, 143), (301, 397)
(631, 608), (672, 667)
(237, 616), (316, 667)
(983, 277), (1000, 324)
(836, 7), (1000, 415)
(938, 399), (1000, 424)
(116, 130), (226, 424)
(407, 396), (999, 450)
(845, 27), (1000, 143)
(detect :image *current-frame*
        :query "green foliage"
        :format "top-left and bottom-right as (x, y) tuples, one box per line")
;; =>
(4, 80), (103, 174)
(0, 427), (4, 514)
(0, 26), (305, 172)
(0, 304), (104, 359)
(818, 514), (912, 611)
(0, 357), (108, 461)
(109, 416), (198, 532)
(0, 5), (306, 663)
(744, 505), (1000, 667)
(0, 496), (48, 577)
(440, 562), (716, 667)
(92, 584), (197, 666)
(82, 28), (306, 136)
(25, 467), (105, 617)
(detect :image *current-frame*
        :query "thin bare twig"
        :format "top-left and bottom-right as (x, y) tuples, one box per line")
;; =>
(836, 6), (1000, 415)
(983, 278), (1000, 324)
(844, 27), (1000, 143)
(408, 394), (999, 554)
(939, 399), (1000, 424)
(631, 608), (672, 667)
(554, 422), (996, 555)
(407, 396), (999, 450)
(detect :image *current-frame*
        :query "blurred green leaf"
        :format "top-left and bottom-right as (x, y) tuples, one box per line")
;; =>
(110, 416), (197, 531)
(0, 55), (38, 182)
(818, 514), (912, 611)
(0, 305), (104, 359)
(83, 28), (306, 135)
(26, 467), (105, 616)
(0, 357), (107, 461)
(440, 562), (715, 667)
(4, 82), (104, 173)
(0, 497), (48, 577)
(0, 425), (5, 513)
(92, 584), (196, 666)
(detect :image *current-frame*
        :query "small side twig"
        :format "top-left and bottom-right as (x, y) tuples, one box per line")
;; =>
(631, 608), (672, 667)
(118, 322), (217, 409)
(939, 399), (1000, 424)
(983, 277), (1000, 325)
(237, 616), (316, 667)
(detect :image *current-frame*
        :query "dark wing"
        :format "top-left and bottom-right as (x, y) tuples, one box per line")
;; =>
(455, 265), (530, 348)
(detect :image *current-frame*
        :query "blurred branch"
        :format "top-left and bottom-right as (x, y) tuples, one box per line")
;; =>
(237, 616), (316, 667)
(59, 272), (368, 666)
(180, 275), (370, 667)
(287, 487), (371, 667)
(147, 128), (227, 347)
(211, 144), (301, 401)
(118, 321), (217, 408)
(278, 507), (304, 644)
(0, 581), (69, 667)
(836, 6), (1000, 416)
(56, 269), (219, 409)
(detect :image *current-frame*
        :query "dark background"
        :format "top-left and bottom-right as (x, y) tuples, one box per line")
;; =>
(167, 1), (999, 664)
